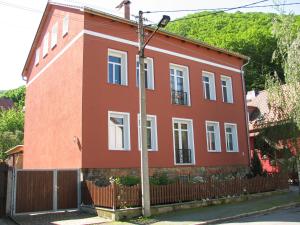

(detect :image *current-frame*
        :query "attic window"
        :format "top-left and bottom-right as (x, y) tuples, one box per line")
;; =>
(35, 48), (40, 66)
(51, 22), (58, 49)
(43, 32), (49, 58)
(62, 14), (69, 37)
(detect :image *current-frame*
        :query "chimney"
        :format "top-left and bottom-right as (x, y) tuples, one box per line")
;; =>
(116, 0), (131, 20)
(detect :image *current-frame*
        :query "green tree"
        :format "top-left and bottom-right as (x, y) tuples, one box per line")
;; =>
(166, 12), (300, 91)
(265, 12), (300, 191)
(250, 150), (263, 177)
(0, 86), (25, 109)
(0, 86), (25, 160)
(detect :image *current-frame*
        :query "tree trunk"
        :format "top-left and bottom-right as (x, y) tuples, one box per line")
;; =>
(297, 155), (300, 194)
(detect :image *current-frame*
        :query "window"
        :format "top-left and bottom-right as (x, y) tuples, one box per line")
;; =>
(51, 22), (58, 49)
(35, 48), (40, 66)
(221, 76), (233, 103)
(136, 56), (154, 90)
(138, 115), (158, 151)
(170, 64), (190, 105)
(202, 72), (216, 100)
(206, 121), (221, 152)
(43, 33), (49, 57)
(172, 118), (194, 164)
(224, 123), (239, 152)
(108, 111), (130, 150)
(62, 14), (69, 37)
(108, 49), (127, 85)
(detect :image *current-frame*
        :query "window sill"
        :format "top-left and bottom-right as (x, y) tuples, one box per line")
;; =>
(207, 150), (221, 153)
(174, 163), (195, 166)
(109, 149), (131, 151)
(226, 150), (239, 153)
(107, 82), (129, 87)
(171, 103), (191, 107)
(222, 101), (234, 104)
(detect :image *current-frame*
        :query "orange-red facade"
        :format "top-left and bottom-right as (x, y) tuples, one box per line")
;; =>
(23, 3), (250, 170)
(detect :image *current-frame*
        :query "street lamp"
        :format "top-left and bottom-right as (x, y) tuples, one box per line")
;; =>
(138, 11), (170, 217)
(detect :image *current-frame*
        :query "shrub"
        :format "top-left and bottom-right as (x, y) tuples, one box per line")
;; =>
(150, 172), (174, 185)
(115, 176), (140, 186)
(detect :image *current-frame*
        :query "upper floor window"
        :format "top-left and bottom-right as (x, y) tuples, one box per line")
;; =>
(43, 33), (49, 58)
(136, 57), (154, 90)
(62, 14), (69, 37)
(35, 48), (40, 66)
(173, 118), (194, 165)
(206, 121), (221, 152)
(51, 22), (58, 49)
(221, 76), (233, 103)
(108, 49), (127, 85)
(170, 64), (190, 106)
(138, 115), (158, 151)
(225, 123), (239, 152)
(108, 111), (130, 150)
(202, 71), (216, 101)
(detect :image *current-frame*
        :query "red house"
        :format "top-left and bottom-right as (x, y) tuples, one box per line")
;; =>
(22, 2), (250, 179)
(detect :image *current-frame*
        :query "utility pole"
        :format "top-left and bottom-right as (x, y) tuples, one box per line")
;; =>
(138, 10), (151, 217)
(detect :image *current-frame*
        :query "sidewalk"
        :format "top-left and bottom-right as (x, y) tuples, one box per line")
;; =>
(107, 187), (300, 225)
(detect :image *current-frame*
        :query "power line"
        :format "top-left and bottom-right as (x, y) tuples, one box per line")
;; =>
(144, 2), (300, 14)
(170, 0), (271, 23)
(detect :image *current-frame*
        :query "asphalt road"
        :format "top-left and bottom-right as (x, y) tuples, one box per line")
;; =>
(223, 206), (300, 225)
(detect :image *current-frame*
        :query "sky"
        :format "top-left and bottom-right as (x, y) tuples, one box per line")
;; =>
(0, 0), (300, 90)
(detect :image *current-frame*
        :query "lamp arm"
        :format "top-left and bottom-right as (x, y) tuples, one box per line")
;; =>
(142, 26), (160, 50)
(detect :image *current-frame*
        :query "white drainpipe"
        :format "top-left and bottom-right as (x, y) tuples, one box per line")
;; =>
(241, 58), (251, 166)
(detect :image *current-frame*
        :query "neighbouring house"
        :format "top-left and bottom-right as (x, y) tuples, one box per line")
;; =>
(247, 89), (298, 175)
(21, 1), (250, 180)
(0, 97), (14, 110)
(5, 145), (23, 169)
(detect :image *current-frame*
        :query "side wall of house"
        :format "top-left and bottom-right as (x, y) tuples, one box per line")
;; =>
(81, 13), (250, 172)
(23, 6), (84, 169)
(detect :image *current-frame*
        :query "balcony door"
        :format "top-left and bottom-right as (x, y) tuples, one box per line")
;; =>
(173, 119), (194, 164)
(170, 65), (190, 105)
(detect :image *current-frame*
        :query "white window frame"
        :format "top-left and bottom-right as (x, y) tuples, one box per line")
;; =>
(224, 123), (239, 152)
(172, 118), (195, 165)
(108, 49), (128, 86)
(170, 63), (191, 106)
(108, 111), (130, 151)
(205, 121), (221, 152)
(62, 14), (69, 37)
(51, 22), (58, 49)
(202, 71), (216, 101)
(43, 32), (49, 58)
(137, 114), (158, 151)
(221, 75), (233, 103)
(35, 48), (40, 66)
(136, 56), (155, 90)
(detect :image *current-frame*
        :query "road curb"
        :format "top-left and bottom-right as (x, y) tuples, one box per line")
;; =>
(197, 202), (300, 225)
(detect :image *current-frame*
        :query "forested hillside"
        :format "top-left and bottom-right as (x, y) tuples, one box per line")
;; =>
(166, 11), (300, 91)
(0, 86), (25, 160)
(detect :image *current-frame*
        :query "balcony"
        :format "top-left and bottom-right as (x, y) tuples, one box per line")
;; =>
(175, 148), (192, 164)
(171, 90), (188, 105)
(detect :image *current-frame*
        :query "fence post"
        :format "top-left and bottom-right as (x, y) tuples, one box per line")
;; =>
(112, 182), (117, 210)
(77, 169), (82, 209)
(53, 170), (57, 211)
(5, 167), (12, 215)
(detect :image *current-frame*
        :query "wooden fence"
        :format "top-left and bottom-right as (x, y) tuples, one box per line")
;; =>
(0, 163), (8, 218)
(81, 174), (288, 209)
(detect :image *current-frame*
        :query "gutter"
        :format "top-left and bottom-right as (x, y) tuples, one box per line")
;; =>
(241, 58), (251, 166)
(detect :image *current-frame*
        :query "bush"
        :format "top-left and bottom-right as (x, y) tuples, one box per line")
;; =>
(150, 172), (174, 185)
(115, 176), (140, 186)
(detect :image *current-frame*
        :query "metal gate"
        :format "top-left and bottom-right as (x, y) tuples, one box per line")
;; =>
(0, 163), (8, 218)
(13, 169), (79, 214)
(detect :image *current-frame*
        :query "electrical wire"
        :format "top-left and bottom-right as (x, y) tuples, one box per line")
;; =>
(144, 1), (300, 14)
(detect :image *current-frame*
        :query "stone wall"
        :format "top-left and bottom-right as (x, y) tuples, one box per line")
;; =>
(82, 165), (249, 181)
